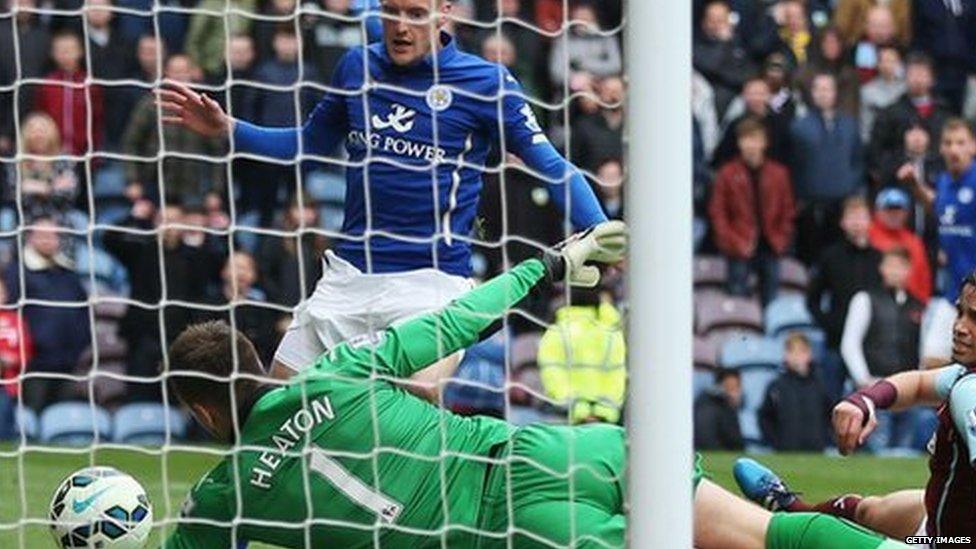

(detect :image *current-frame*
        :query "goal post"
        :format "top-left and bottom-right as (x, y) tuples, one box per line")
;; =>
(625, 0), (694, 547)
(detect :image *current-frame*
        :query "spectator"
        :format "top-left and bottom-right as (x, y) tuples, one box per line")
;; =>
(761, 52), (797, 119)
(840, 247), (925, 451)
(482, 34), (542, 101)
(714, 77), (792, 167)
(4, 218), (90, 411)
(905, 118), (976, 367)
(488, 0), (545, 95)
(791, 72), (864, 262)
(807, 196), (882, 402)
(86, 0), (137, 151)
(548, 2), (622, 95)
(595, 159), (624, 220)
(301, 0), (361, 79)
(570, 75), (624, 175)
(709, 118), (795, 305)
(224, 33), (257, 119)
(34, 31), (104, 156)
(134, 33), (164, 84)
(850, 5), (898, 83)
(255, 194), (328, 308)
(771, 0), (813, 68)
(795, 27), (860, 117)
(0, 278), (33, 440)
(537, 286), (626, 424)
(692, 70), (720, 162)
(103, 200), (223, 401)
(693, 0), (756, 118)
(833, 0), (911, 49)
(15, 112), (80, 225)
(693, 368), (744, 451)
(759, 332), (832, 452)
(184, 0), (257, 81)
(202, 252), (279, 365)
(868, 188), (933, 303)
(122, 54), (227, 206)
(859, 45), (906, 143)
(869, 53), (952, 180)
(251, 0), (297, 63)
(911, 0), (976, 113)
(0, 0), (52, 149)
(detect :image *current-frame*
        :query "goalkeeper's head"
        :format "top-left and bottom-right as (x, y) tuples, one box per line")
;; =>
(380, 0), (452, 66)
(166, 321), (268, 443)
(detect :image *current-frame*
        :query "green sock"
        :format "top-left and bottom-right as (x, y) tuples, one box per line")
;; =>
(766, 512), (910, 549)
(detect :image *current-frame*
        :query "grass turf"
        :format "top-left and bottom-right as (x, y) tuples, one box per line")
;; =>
(0, 446), (932, 548)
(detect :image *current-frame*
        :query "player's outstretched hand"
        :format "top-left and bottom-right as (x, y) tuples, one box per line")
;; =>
(558, 220), (628, 288)
(832, 400), (877, 455)
(157, 81), (230, 138)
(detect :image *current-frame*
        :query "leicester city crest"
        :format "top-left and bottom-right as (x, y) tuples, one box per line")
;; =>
(959, 186), (974, 205)
(426, 85), (453, 112)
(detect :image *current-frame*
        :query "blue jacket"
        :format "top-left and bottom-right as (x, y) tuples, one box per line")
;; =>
(4, 258), (90, 372)
(790, 111), (864, 201)
(233, 33), (607, 277)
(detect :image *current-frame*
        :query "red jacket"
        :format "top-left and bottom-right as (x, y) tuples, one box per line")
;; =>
(709, 157), (796, 259)
(34, 70), (103, 155)
(869, 217), (933, 303)
(0, 310), (33, 397)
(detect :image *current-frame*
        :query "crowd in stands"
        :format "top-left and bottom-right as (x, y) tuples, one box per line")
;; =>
(693, 0), (976, 454)
(0, 0), (626, 441)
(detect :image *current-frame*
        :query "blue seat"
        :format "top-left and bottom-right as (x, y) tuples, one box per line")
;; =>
(15, 407), (38, 439)
(75, 246), (130, 295)
(737, 367), (781, 444)
(693, 367), (714, 401)
(40, 402), (112, 445)
(765, 295), (816, 337)
(113, 403), (187, 445)
(720, 336), (782, 370)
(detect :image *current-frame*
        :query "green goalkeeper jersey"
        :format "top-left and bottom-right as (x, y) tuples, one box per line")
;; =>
(163, 259), (549, 549)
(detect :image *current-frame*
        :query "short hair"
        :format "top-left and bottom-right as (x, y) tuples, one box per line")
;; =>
(736, 117), (767, 140)
(905, 52), (934, 71)
(52, 30), (82, 45)
(167, 321), (265, 414)
(942, 118), (975, 140)
(841, 194), (870, 215)
(714, 367), (740, 384)
(784, 331), (810, 350)
(273, 23), (297, 38)
(883, 246), (911, 263)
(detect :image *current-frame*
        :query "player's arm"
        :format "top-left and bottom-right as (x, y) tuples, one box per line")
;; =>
(158, 50), (354, 160)
(833, 366), (953, 454)
(368, 222), (626, 379)
(497, 70), (608, 230)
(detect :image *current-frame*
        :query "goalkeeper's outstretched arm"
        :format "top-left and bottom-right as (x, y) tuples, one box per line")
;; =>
(376, 221), (627, 379)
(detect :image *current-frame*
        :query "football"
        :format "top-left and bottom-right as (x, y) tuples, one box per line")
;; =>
(48, 466), (153, 549)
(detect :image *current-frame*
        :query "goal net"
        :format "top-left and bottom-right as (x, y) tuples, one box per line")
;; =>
(0, 0), (646, 546)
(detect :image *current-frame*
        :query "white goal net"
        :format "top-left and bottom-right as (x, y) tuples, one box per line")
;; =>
(0, 0), (649, 546)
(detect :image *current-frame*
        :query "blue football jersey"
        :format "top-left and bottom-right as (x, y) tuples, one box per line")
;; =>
(235, 32), (606, 277)
(935, 163), (976, 302)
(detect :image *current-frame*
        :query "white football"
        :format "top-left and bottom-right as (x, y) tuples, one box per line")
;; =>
(49, 466), (153, 549)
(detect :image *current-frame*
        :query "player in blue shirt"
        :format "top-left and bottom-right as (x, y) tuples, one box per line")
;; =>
(904, 118), (976, 367)
(158, 0), (608, 395)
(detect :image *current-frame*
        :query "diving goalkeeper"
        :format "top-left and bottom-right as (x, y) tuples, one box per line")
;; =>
(162, 222), (907, 549)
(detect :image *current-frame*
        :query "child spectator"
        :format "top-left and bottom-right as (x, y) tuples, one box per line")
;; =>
(759, 333), (832, 452)
(709, 118), (795, 305)
(694, 368), (744, 451)
(868, 188), (932, 303)
(0, 278), (33, 440)
(34, 31), (104, 156)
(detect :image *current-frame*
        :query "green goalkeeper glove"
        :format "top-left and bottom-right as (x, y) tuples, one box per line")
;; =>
(550, 220), (628, 288)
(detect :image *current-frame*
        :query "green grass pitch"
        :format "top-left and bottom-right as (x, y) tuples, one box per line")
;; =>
(0, 446), (931, 548)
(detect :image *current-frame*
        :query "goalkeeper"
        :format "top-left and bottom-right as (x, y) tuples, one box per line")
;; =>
(163, 222), (906, 549)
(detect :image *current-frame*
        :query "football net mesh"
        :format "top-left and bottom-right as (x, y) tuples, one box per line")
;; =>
(0, 0), (626, 546)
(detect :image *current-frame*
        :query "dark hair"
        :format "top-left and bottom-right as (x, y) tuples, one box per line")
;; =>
(166, 321), (265, 415)
(736, 117), (767, 140)
(841, 194), (870, 215)
(883, 246), (911, 263)
(963, 272), (976, 293)
(273, 23), (297, 38)
(905, 52), (934, 71)
(714, 367), (740, 383)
